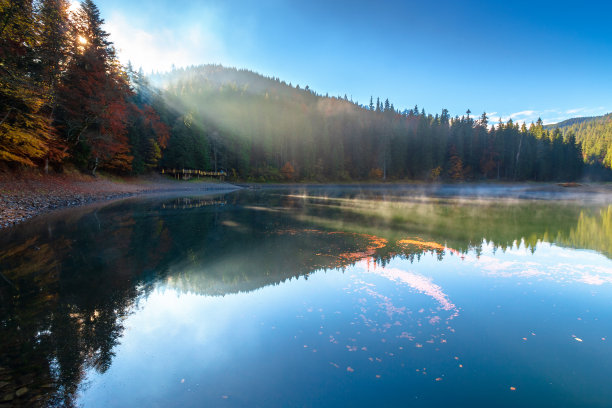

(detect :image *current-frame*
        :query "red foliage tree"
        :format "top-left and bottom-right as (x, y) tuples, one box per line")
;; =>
(54, 0), (133, 174)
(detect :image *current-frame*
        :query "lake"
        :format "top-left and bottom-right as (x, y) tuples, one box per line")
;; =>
(1, 185), (612, 407)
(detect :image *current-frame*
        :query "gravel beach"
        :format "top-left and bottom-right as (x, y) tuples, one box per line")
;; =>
(0, 172), (238, 229)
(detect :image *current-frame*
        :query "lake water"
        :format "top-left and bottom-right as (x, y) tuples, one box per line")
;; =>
(1, 186), (612, 407)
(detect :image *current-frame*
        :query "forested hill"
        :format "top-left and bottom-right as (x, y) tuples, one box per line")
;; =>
(153, 65), (585, 181)
(546, 113), (612, 169)
(545, 116), (601, 129)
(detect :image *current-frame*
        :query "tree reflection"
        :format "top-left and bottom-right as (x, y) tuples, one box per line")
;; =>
(0, 191), (610, 406)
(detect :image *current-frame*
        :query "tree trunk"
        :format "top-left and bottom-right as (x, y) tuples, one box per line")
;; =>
(514, 134), (523, 180)
(91, 156), (99, 177)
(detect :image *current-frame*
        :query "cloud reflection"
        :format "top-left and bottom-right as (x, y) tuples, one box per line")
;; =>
(367, 264), (458, 317)
(462, 243), (612, 286)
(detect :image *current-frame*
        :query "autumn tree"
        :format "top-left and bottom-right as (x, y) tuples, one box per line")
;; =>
(54, 0), (132, 174)
(0, 0), (66, 168)
(447, 145), (465, 181)
(280, 161), (295, 180)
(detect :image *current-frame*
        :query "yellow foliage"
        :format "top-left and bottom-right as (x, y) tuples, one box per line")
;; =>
(430, 166), (442, 181)
(1, 70), (66, 166)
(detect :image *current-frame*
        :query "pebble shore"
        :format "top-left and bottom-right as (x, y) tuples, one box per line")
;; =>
(0, 173), (237, 229)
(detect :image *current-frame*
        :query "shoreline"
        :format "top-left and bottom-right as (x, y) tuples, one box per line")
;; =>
(2, 174), (611, 230)
(237, 181), (612, 200)
(0, 173), (240, 230)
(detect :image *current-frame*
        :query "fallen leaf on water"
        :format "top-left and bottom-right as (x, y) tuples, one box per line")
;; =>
(510, 387), (516, 391)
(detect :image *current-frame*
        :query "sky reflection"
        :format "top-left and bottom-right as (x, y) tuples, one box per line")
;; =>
(76, 232), (612, 407)
(2, 190), (612, 407)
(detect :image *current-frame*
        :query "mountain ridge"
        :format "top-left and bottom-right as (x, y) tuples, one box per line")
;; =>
(545, 113), (612, 130)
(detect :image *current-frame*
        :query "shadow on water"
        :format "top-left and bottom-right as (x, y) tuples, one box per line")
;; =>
(0, 187), (610, 406)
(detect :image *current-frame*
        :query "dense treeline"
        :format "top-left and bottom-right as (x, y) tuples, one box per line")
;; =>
(0, 0), (603, 181)
(155, 65), (584, 181)
(547, 113), (612, 170)
(0, 0), (168, 174)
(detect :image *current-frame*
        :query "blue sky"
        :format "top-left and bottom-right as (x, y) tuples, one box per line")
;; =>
(85, 0), (612, 124)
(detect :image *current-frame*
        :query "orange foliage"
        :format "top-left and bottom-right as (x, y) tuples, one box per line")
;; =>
(143, 105), (170, 149)
(397, 238), (461, 256)
(369, 168), (383, 179)
(281, 161), (296, 180)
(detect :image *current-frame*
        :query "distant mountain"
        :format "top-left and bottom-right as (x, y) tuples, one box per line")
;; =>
(544, 114), (609, 130)
(545, 113), (612, 168)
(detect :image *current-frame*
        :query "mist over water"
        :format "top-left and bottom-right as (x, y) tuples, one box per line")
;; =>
(1, 187), (611, 407)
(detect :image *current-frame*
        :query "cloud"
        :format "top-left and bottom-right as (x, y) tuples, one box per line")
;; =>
(509, 110), (536, 119)
(489, 106), (610, 126)
(104, 12), (227, 73)
(493, 110), (541, 125)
